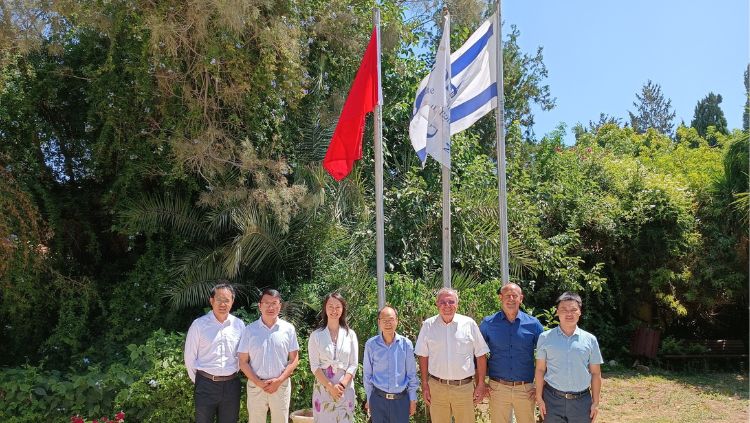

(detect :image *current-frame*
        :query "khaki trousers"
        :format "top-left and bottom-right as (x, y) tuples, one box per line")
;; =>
(487, 380), (536, 423)
(427, 378), (475, 423)
(246, 379), (291, 423)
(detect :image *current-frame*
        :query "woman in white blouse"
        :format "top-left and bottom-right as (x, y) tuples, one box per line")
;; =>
(308, 292), (359, 422)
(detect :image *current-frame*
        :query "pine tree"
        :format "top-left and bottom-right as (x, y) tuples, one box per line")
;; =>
(628, 80), (677, 135)
(691, 92), (728, 138)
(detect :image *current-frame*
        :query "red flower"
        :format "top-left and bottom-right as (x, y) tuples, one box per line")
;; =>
(71, 416), (85, 423)
(115, 411), (125, 421)
(93, 420), (99, 423)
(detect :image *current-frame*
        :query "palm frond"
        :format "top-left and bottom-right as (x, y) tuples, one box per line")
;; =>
(295, 163), (327, 212)
(330, 165), (370, 224)
(118, 193), (212, 241)
(456, 204), (538, 278)
(223, 204), (289, 277)
(295, 115), (334, 164)
(731, 192), (749, 224)
(424, 270), (480, 291)
(165, 258), (227, 309)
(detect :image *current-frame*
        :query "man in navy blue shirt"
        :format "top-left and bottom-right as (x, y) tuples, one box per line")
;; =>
(479, 283), (544, 423)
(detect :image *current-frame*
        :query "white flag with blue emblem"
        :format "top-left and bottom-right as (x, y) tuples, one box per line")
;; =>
(409, 14), (498, 167)
(409, 14), (451, 168)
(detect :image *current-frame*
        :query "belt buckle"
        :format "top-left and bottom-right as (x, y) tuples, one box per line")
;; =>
(385, 393), (396, 400)
(564, 393), (575, 399)
(211, 374), (219, 382)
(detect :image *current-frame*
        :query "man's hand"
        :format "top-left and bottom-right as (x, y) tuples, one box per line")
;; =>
(364, 401), (369, 411)
(422, 383), (431, 406)
(409, 400), (417, 416)
(536, 397), (546, 418)
(255, 379), (271, 389)
(590, 402), (599, 421)
(262, 378), (282, 394)
(473, 382), (486, 404)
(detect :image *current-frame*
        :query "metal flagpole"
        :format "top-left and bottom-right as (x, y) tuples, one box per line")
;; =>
(441, 10), (452, 288)
(373, 8), (386, 309)
(494, 0), (510, 286)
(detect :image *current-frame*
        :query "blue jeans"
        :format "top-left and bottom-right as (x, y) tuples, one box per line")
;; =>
(542, 385), (591, 423)
(194, 374), (241, 423)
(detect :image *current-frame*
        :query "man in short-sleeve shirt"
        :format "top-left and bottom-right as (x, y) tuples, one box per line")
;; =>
(238, 289), (299, 423)
(535, 292), (603, 423)
(415, 288), (490, 423)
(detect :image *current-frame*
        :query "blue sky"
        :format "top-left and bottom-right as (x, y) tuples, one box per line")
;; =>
(502, 0), (749, 142)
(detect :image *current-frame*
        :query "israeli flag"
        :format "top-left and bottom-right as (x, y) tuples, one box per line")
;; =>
(409, 14), (498, 167)
(409, 15), (451, 168)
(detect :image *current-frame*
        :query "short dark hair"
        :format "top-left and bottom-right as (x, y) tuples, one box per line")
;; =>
(259, 288), (281, 302)
(210, 282), (236, 299)
(556, 291), (582, 309)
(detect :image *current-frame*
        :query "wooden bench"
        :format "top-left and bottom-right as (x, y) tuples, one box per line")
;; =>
(661, 339), (748, 371)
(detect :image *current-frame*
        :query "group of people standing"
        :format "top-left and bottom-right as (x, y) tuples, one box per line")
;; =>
(184, 282), (603, 423)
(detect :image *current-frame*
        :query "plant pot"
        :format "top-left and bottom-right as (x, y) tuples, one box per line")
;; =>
(290, 408), (314, 423)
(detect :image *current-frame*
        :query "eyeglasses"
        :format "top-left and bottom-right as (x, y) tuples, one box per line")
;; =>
(437, 300), (456, 306)
(261, 301), (281, 307)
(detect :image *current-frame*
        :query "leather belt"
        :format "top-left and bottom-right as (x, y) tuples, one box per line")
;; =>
(544, 384), (590, 400)
(490, 377), (530, 386)
(197, 370), (239, 382)
(374, 387), (407, 400)
(429, 374), (474, 386)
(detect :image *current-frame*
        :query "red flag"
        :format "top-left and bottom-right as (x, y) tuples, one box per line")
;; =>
(323, 28), (379, 181)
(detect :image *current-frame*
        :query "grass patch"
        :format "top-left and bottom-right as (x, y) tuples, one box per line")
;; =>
(598, 367), (748, 423)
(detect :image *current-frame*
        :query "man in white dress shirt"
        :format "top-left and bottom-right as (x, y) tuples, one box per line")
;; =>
(184, 282), (246, 423)
(415, 288), (490, 423)
(238, 289), (299, 423)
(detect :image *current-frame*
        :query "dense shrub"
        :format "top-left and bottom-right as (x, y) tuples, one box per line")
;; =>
(0, 363), (138, 422)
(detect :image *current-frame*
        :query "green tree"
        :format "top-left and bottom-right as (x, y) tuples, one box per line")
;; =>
(629, 80), (676, 135)
(690, 92), (728, 142)
(744, 64), (749, 131)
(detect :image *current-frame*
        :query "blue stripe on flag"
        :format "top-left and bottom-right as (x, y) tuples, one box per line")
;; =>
(412, 22), (493, 115)
(450, 84), (497, 123)
(416, 148), (427, 162)
(414, 89), (427, 116)
(450, 23), (493, 76)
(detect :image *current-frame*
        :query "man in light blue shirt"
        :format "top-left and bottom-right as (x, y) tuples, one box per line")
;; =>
(535, 292), (603, 423)
(363, 306), (419, 423)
